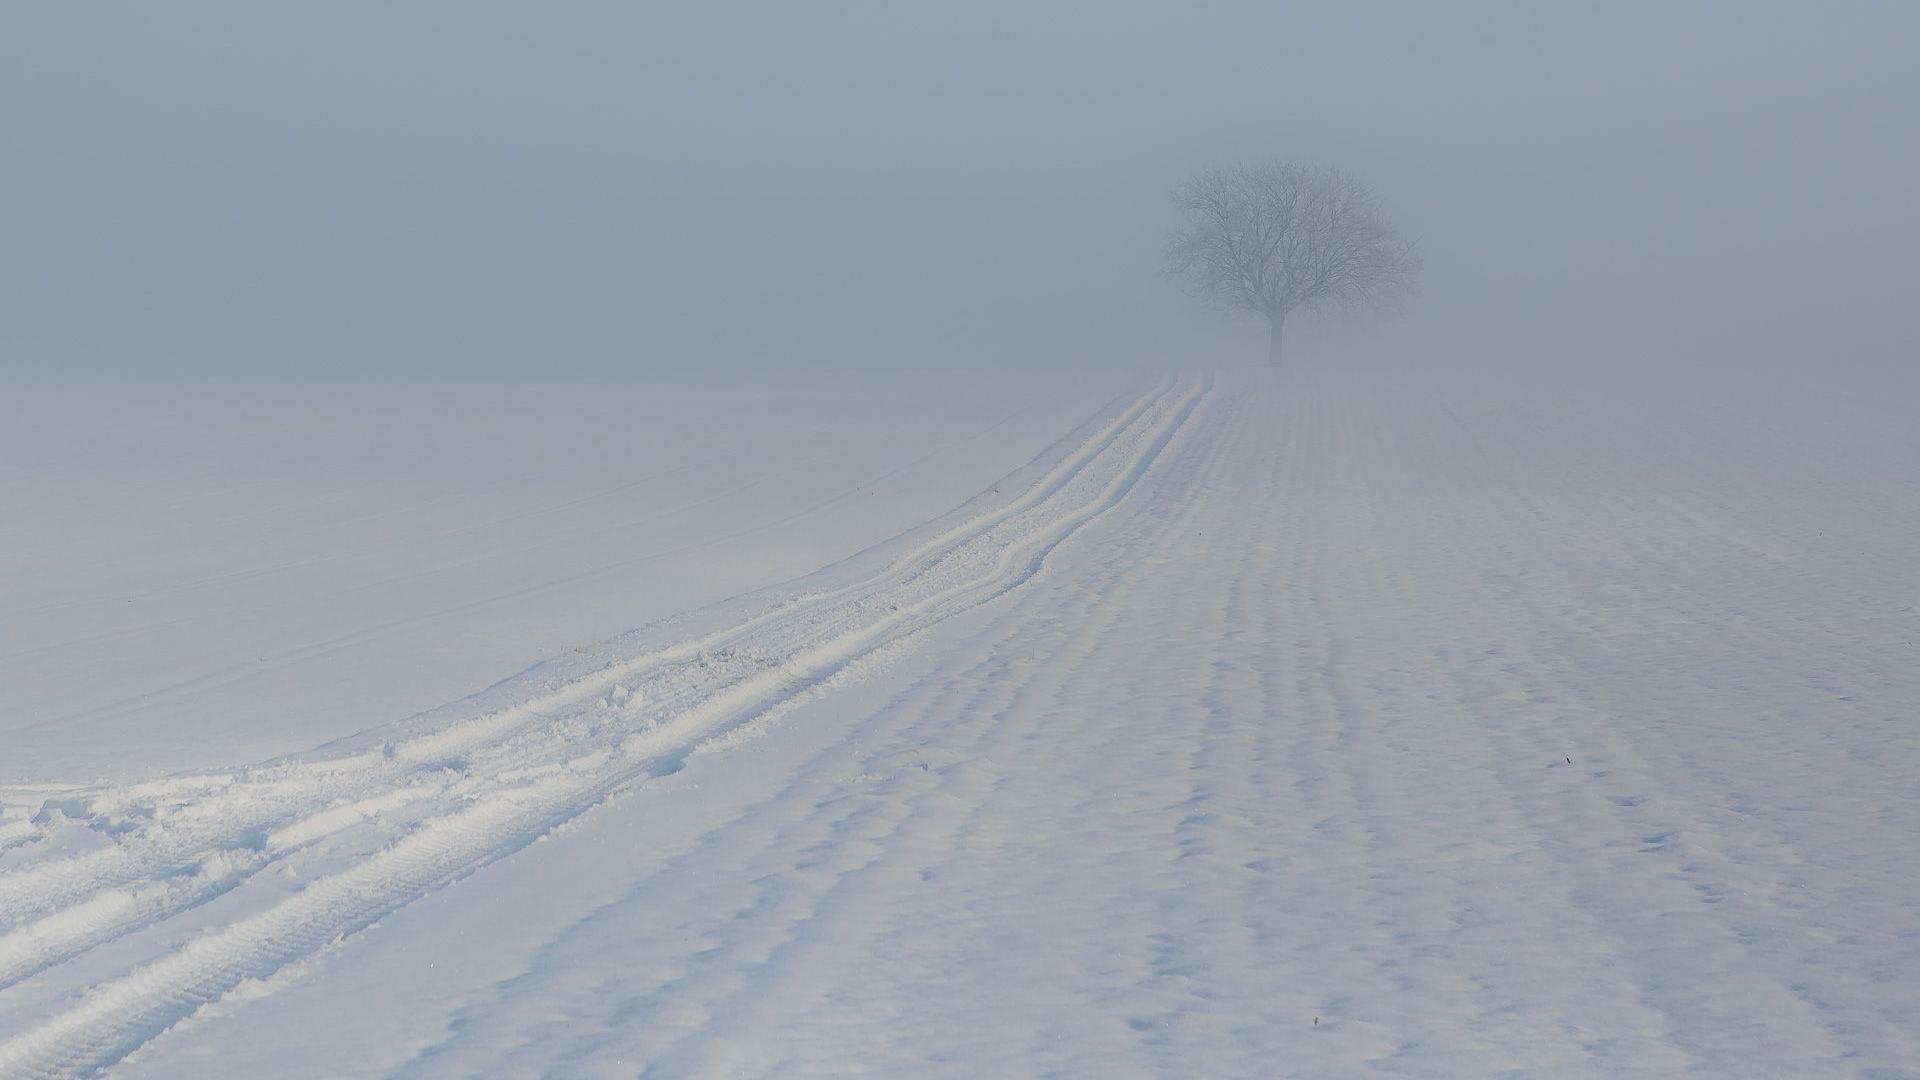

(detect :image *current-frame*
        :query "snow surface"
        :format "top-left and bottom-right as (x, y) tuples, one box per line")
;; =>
(3, 367), (1918, 1078)
(0, 371), (1124, 779)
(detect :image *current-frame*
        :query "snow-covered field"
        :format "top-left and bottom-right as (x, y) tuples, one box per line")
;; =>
(0, 371), (1125, 780)
(3, 366), (1918, 1077)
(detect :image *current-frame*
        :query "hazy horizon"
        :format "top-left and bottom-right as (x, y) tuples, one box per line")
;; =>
(6, 2), (1916, 381)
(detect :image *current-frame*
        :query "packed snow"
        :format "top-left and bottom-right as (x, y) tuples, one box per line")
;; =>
(3, 367), (1918, 1078)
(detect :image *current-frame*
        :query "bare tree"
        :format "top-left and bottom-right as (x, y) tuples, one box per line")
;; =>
(1163, 162), (1419, 366)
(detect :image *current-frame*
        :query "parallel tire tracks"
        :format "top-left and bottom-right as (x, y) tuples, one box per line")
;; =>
(0, 373), (1213, 1079)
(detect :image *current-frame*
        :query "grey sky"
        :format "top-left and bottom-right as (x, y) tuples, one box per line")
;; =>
(5, 2), (1915, 379)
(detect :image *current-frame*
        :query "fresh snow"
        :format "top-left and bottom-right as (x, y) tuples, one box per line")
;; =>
(3, 367), (1918, 1077)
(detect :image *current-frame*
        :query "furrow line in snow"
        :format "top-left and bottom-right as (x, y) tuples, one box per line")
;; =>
(0, 374), (1212, 1079)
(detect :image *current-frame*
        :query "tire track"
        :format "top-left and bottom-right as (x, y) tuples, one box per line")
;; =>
(0, 381), (1174, 942)
(0, 375), (1214, 1080)
(0, 377), (1174, 957)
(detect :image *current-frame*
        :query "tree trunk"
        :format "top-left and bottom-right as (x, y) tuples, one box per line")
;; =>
(1267, 310), (1286, 367)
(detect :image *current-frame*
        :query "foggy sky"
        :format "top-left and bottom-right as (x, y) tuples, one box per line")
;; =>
(5, 2), (1916, 380)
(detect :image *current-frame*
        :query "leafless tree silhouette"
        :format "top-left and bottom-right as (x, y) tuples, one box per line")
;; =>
(1164, 162), (1420, 365)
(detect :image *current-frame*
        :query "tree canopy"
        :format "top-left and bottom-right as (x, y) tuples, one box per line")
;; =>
(1164, 163), (1419, 363)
